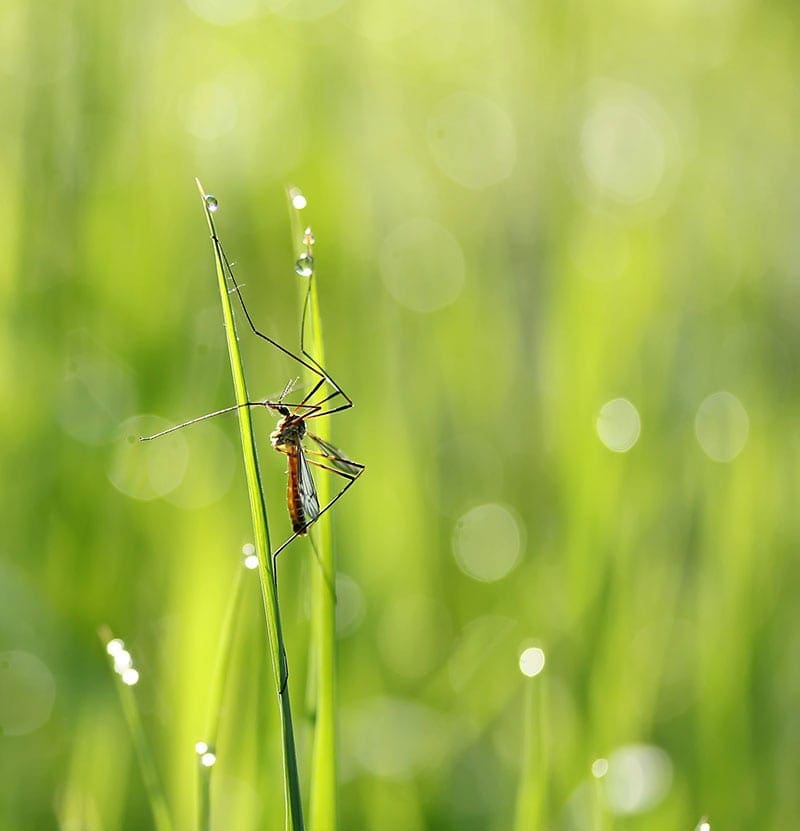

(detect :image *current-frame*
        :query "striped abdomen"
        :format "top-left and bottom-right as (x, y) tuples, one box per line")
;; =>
(285, 448), (309, 534)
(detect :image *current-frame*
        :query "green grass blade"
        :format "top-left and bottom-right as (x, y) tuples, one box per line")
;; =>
(195, 180), (305, 831)
(197, 760), (212, 831)
(204, 560), (247, 749)
(591, 768), (608, 831)
(287, 191), (338, 831)
(196, 559), (249, 831)
(99, 629), (173, 831)
(513, 671), (547, 831)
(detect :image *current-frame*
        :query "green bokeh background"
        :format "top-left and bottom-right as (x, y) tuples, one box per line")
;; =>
(2, 0), (799, 829)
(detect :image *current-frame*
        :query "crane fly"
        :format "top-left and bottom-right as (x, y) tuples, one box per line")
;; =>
(265, 391), (363, 557)
(140, 196), (364, 566)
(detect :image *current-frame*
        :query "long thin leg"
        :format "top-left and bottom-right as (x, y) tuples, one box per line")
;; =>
(271, 466), (364, 566)
(303, 459), (359, 478)
(304, 432), (363, 476)
(297, 276), (354, 419)
(289, 375), (327, 415)
(212, 235), (333, 395)
(138, 401), (268, 441)
(272, 400), (322, 415)
(302, 450), (365, 477)
(213, 227), (354, 419)
(302, 401), (356, 420)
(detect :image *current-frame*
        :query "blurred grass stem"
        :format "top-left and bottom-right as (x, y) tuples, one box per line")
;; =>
(288, 189), (338, 831)
(591, 773), (608, 831)
(99, 629), (173, 831)
(197, 562), (248, 831)
(513, 674), (547, 831)
(197, 761), (212, 831)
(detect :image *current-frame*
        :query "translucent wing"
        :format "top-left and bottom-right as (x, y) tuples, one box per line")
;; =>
(305, 432), (363, 477)
(297, 446), (321, 522)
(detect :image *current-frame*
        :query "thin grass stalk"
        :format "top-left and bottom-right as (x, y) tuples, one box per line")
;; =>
(197, 561), (248, 831)
(99, 629), (173, 831)
(288, 190), (338, 830)
(195, 179), (305, 831)
(513, 673), (547, 831)
(197, 761), (212, 831)
(591, 770), (608, 831)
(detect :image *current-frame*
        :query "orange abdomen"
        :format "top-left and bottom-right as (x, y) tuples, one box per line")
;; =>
(285, 449), (308, 534)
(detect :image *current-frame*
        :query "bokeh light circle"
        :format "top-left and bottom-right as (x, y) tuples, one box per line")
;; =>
(605, 744), (673, 815)
(243, 542), (259, 570)
(108, 416), (189, 501)
(348, 698), (450, 778)
(271, 0), (345, 21)
(518, 647), (545, 677)
(164, 422), (236, 509)
(452, 503), (523, 582)
(580, 87), (667, 204)
(184, 0), (262, 25)
(183, 81), (239, 140)
(0, 651), (56, 736)
(57, 346), (137, 446)
(427, 91), (517, 189)
(694, 391), (749, 462)
(596, 398), (641, 452)
(380, 218), (465, 313)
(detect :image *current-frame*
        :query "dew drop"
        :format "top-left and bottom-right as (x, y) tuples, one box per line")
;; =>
(205, 194), (219, 212)
(303, 226), (315, 246)
(106, 638), (125, 657)
(295, 253), (314, 277)
(113, 650), (133, 672)
(289, 187), (307, 210)
(519, 646), (546, 677)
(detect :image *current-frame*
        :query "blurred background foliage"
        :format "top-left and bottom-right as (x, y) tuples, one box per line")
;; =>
(1, 0), (799, 828)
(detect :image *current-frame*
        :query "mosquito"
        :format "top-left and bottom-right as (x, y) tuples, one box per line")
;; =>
(140, 208), (364, 567)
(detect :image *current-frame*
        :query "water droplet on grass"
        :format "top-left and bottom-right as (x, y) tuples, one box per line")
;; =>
(205, 194), (219, 212)
(518, 646), (545, 677)
(106, 638), (125, 656)
(295, 253), (314, 277)
(289, 187), (307, 209)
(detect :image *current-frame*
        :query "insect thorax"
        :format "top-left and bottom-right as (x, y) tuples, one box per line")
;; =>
(270, 415), (306, 451)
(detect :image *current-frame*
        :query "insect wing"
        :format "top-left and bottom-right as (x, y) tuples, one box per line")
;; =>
(306, 432), (362, 476)
(297, 446), (321, 522)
